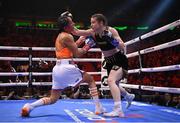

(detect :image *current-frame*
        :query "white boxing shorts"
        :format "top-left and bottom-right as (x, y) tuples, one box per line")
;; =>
(52, 59), (83, 90)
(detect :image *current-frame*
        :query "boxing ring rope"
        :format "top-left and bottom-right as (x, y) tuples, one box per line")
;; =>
(127, 64), (180, 73)
(0, 57), (102, 62)
(0, 82), (179, 94)
(0, 39), (179, 61)
(0, 20), (180, 94)
(127, 39), (180, 58)
(125, 19), (180, 46)
(0, 82), (102, 87)
(0, 64), (179, 76)
(0, 72), (102, 76)
(101, 84), (180, 94)
(0, 46), (101, 52)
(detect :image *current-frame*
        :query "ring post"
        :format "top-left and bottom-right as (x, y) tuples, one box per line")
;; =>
(28, 47), (33, 97)
(138, 50), (143, 101)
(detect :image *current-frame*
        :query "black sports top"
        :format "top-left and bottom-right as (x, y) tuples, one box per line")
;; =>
(94, 30), (119, 51)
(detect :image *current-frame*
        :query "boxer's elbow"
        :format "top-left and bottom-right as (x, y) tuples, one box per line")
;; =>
(73, 49), (85, 58)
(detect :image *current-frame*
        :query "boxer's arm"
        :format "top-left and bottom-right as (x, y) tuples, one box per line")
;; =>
(75, 36), (86, 47)
(109, 27), (125, 50)
(71, 28), (94, 36)
(63, 34), (86, 57)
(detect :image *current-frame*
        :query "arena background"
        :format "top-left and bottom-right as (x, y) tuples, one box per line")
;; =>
(0, 0), (179, 122)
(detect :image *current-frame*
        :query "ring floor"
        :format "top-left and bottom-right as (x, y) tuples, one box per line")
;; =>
(0, 99), (179, 122)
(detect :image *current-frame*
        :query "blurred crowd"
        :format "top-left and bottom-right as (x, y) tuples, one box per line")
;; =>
(128, 46), (179, 87)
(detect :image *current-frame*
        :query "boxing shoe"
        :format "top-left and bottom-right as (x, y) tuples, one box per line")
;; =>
(95, 104), (106, 115)
(103, 108), (124, 117)
(21, 103), (33, 117)
(125, 94), (135, 109)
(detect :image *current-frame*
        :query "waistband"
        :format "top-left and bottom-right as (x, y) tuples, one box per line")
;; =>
(56, 59), (74, 65)
(102, 48), (124, 57)
(105, 51), (124, 59)
(104, 51), (124, 64)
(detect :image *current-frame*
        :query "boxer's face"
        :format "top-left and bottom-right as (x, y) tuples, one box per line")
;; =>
(65, 17), (75, 32)
(90, 17), (103, 32)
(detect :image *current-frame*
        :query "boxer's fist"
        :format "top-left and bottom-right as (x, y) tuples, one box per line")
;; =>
(85, 36), (96, 48)
(82, 36), (96, 52)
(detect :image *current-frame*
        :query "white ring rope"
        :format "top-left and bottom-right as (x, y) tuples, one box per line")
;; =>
(140, 65), (180, 72)
(101, 84), (180, 94)
(140, 85), (180, 94)
(0, 57), (102, 62)
(0, 82), (179, 94)
(0, 82), (103, 87)
(0, 72), (102, 76)
(0, 46), (101, 52)
(125, 19), (180, 46)
(127, 39), (180, 58)
(128, 64), (180, 73)
(0, 39), (179, 61)
(0, 64), (179, 76)
(0, 82), (101, 87)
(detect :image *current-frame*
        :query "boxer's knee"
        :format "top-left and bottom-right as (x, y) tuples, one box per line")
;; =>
(107, 77), (115, 84)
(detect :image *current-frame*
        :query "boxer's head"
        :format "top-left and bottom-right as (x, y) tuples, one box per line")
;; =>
(60, 11), (73, 19)
(91, 14), (107, 32)
(57, 11), (74, 33)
